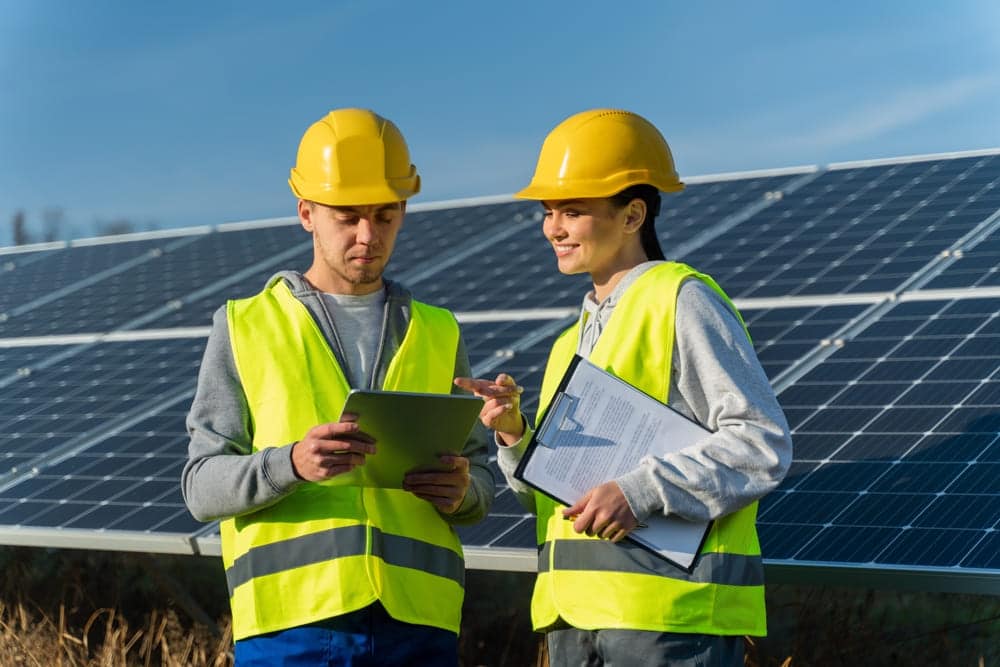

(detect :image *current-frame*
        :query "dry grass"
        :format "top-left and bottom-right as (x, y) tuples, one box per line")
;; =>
(0, 597), (232, 666)
(0, 547), (232, 666)
(3, 548), (1000, 666)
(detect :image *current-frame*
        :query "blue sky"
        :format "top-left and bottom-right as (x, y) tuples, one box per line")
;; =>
(2, 1), (998, 245)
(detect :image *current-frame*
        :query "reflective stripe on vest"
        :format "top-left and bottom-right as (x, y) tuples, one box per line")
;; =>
(225, 524), (465, 596)
(531, 262), (767, 636)
(223, 278), (465, 640)
(535, 541), (763, 586)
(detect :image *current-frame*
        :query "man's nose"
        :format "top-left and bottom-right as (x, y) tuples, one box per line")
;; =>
(356, 218), (376, 244)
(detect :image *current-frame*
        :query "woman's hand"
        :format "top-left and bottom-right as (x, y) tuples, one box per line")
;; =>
(453, 374), (525, 445)
(562, 481), (640, 542)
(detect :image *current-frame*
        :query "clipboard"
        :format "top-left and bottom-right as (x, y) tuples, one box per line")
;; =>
(332, 389), (483, 488)
(514, 355), (713, 572)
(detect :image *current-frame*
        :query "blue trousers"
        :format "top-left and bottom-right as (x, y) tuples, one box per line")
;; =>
(234, 602), (458, 666)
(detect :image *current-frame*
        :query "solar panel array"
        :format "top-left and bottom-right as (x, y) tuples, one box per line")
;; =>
(2, 149), (999, 592)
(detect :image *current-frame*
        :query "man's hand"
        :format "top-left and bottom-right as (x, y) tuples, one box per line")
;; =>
(291, 415), (376, 482)
(403, 455), (471, 514)
(453, 374), (524, 445)
(562, 481), (640, 542)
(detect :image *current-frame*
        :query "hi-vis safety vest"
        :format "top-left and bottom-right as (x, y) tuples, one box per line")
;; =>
(532, 262), (766, 636)
(222, 278), (465, 641)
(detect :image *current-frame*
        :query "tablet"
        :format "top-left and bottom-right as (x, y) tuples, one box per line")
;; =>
(333, 389), (483, 488)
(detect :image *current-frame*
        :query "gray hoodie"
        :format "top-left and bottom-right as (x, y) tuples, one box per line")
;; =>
(182, 270), (495, 525)
(496, 261), (792, 524)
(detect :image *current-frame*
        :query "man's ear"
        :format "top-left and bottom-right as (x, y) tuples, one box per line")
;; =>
(298, 199), (314, 232)
(623, 199), (647, 235)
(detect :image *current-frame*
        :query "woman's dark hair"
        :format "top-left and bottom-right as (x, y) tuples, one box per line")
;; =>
(609, 184), (664, 261)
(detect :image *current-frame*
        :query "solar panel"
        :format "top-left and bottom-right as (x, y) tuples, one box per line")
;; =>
(0, 227), (310, 337)
(657, 172), (811, 249)
(918, 215), (1000, 291)
(0, 238), (168, 325)
(761, 294), (1000, 586)
(0, 345), (67, 382)
(461, 318), (571, 371)
(0, 338), (203, 481)
(740, 301), (874, 380)
(0, 406), (201, 553)
(679, 155), (1000, 298)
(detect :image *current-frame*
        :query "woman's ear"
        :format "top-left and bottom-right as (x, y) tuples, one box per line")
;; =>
(623, 198), (647, 235)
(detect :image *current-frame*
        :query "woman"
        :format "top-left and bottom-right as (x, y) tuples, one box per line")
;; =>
(456, 109), (792, 666)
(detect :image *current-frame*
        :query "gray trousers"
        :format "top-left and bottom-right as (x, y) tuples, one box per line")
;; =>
(546, 628), (744, 667)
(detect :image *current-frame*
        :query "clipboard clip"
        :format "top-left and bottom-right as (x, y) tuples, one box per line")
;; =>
(536, 392), (579, 449)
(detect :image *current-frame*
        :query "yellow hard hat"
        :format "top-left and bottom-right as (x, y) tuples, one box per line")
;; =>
(516, 109), (684, 200)
(289, 108), (420, 206)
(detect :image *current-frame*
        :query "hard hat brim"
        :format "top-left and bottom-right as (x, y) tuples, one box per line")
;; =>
(514, 178), (684, 201)
(289, 175), (420, 207)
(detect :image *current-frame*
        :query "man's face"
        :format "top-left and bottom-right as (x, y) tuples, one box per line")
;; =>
(298, 200), (404, 295)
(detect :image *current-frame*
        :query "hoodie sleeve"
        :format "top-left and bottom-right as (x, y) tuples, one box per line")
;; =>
(614, 279), (793, 523)
(181, 307), (303, 522)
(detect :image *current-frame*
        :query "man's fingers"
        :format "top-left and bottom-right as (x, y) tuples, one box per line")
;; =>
(312, 437), (376, 456)
(404, 464), (469, 488)
(319, 456), (365, 471)
(438, 455), (470, 472)
(405, 484), (457, 499)
(308, 420), (365, 440)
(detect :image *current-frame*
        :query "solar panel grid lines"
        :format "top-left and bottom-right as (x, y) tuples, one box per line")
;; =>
(0, 226), (312, 338)
(0, 402), (201, 554)
(740, 301), (876, 383)
(0, 337), (106, 391)
(0, 238), (165, 321)
(394, 202), (541, 287)
(666, 170), (824, 261)
(917, 207), (1000, 291)
(760, 294), (1000, 575)
(114, 237), (315, 333)
(468, 315), (577, 379)
(680, 161), (908, 296)
(881, 175), (1000, 295)
(765, 297), (902, 393)
(0, 247), (61, 277)
(679, 154), (1000, 299)
(0, 338), (205, 487)
(149, 246), (316, 329)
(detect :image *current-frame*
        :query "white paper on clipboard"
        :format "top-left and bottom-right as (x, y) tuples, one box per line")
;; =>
(516, 356), (712, 571)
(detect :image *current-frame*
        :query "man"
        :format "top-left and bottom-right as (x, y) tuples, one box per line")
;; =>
(183, 108), (494, 666)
